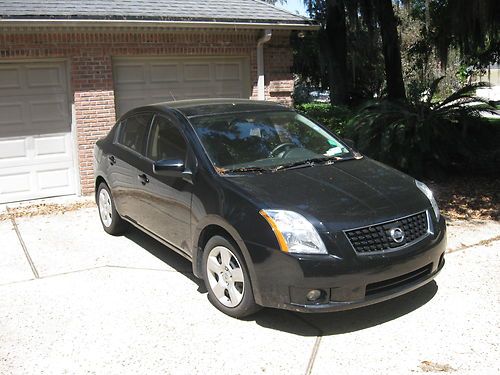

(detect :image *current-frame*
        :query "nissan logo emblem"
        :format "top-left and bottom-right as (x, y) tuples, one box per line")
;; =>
(390, 228), (405, 243)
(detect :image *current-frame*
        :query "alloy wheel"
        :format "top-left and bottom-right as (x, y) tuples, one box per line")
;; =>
(98, 188), (113, 227)
(206, 245), (245, 308)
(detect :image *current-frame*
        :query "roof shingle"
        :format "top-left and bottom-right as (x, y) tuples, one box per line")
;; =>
(0, 0), (311, 25)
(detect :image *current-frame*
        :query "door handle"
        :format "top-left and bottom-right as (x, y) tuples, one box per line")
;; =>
(138, 173), (149, 185)
(108, 155), (116, 165)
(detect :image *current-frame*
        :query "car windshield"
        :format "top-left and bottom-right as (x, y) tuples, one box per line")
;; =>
(189, 110), (353, 172)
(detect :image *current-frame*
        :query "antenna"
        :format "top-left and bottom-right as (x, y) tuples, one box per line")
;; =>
(169, 91), (176, 101)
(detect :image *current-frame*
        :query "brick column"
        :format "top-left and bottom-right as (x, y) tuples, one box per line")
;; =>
(71, 52), (116, 195)
(265, 33), (294, 106)
(250, 31), (294, 105)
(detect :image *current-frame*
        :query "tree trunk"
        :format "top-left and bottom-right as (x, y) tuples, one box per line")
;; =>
(375, 0), (406, 100)
(325, 0), (348, 105)
(425, 0), (430, 31)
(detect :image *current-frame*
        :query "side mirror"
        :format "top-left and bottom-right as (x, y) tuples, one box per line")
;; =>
(153, 158), (185, 177)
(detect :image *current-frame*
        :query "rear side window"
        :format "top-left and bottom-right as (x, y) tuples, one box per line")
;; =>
(147, 115), (187, 161)
(118, 113), (153, 154)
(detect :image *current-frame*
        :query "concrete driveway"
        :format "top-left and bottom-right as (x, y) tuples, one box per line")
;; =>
(1, 206), (499, 375)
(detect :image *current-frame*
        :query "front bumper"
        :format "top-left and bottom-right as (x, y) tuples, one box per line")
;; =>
(246, 216), (447, 313)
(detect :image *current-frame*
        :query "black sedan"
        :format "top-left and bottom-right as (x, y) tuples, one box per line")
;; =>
(94, 99), (446, 318)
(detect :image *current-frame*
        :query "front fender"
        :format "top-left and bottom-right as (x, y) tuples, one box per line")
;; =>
(192, 214), (264, 305)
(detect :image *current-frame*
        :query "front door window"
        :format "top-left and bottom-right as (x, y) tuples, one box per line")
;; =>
(147, 116), (187, 162)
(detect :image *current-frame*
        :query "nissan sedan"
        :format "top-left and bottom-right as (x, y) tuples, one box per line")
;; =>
(94, 99), (446, 318)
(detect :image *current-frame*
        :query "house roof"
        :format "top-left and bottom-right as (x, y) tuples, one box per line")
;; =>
(0, 0), (316, 29)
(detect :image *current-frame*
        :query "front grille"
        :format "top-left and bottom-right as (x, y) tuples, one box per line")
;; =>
(365, 263), (432, 296)
(345, 211), (429, 254)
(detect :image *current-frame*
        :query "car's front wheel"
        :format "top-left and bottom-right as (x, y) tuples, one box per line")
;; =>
(97, 182), (127, 235)
(202, 235), (261, 318)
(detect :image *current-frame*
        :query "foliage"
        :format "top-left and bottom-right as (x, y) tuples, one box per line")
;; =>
(293, 1), (386, 104)
(428, 0), (499, 68)
(263, 0), (286, 4)
(294, 0), (498, 106)
(345, 79), (498, 177)
(397, 0), (499, 95)
(295, 102), (353, 136)
(396, 1), (498, 104)
(292, 80), (325, 105)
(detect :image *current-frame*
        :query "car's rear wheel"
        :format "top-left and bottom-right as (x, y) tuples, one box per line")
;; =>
(97, 183), (127, 235)
(202, 235), (261, 318)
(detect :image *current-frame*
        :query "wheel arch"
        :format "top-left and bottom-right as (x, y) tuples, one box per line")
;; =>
(192, 216), (262, 305)
(95, 175), (108, 200)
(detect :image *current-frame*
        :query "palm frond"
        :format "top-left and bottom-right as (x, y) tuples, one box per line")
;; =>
(345, 80), (497, 177)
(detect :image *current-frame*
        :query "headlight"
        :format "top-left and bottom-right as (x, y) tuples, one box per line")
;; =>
(415, 180), (440, 220)
(259, 209), (328, 255)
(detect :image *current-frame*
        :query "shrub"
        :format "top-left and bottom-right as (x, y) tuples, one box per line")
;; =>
(295, 103), (353, 137)
(345, 79), (498, 178)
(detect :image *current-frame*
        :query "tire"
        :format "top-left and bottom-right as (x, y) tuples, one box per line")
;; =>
(202, 235), (261, 318)
(96, 182), (127, 235)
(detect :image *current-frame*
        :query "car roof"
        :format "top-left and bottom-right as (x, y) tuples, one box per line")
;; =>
(130, 99), (293, 119)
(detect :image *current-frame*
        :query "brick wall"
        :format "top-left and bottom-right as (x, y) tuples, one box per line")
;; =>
(0, 28), (294, 195)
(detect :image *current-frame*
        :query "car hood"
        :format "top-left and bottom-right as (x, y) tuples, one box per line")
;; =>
(225, 158), (430, 232)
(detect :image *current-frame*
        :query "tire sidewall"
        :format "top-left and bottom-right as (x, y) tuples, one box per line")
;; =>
(202, 235), (260, 318)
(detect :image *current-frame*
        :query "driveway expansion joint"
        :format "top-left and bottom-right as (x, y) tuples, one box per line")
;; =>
(106, 264), (192, 273)
(0, 264), (189, 287)
(8, 211), (39, 279)
(290, 313), (324, 375)
(292, 312), (324, 336)
(305, 336), (322, 375)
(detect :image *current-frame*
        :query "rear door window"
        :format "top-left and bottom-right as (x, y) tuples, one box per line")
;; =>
(117, 113), (153, 154)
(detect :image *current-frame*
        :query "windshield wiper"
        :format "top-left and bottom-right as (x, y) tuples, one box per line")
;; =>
(274, 156), (342, 171)
(221, 166), (270, 174)
(219, 155), (356, 174)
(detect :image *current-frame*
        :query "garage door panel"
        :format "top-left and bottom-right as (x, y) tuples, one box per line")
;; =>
(0, 172), (31, 194)
(26, 65), (64, 89)
(150, 93), (186, 101)
(0, 99), (69, 138)
(183, 63), (211, 82)
(0, 63), (67, 96)
(30, 96), (70, 126)
(37, 167), (71, 190)
(151, 84), (242, 100)
(0, 61), (75, 203)
(212, 81), (246, 90)
(0, 102), (24, 127)
(115, 95), (149, 116)
(151, 64), (180, 83)
(217, 91), (243, 98)
(0, 162), (74, 202)
(215, 63), (241, 81)
(114, 57), (250, 117)
(114, 64), (146, 84)
(0, 138), (28, 160)
(180, 92), (211, 100)
(149, 90), (210, 102)
(0, 134), (72, 167)
(150, 92), (180, 101)
(0, 67), (21, 89)
(34, 134), (69, 157)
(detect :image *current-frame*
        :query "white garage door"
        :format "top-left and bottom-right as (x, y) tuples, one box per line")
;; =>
(114, 57), (250, 117)
(0, 61), (76, 204)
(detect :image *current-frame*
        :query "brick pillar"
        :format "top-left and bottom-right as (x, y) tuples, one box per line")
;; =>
(265, 35), (294, 106)
(250, 31), (294, 106)
(72, 52), (116, 195)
